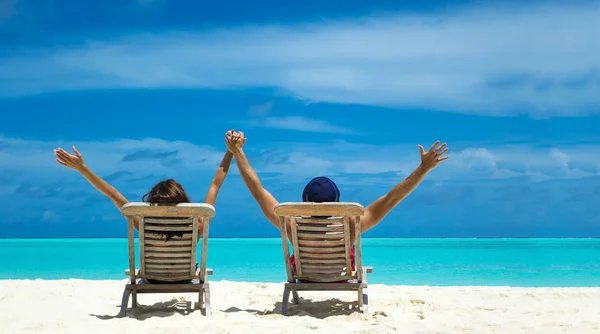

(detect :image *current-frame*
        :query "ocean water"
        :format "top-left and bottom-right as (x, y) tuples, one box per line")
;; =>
(1, 238), (599, 287)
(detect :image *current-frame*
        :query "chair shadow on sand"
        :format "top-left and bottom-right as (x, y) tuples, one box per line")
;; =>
(91, 298), (208, 320)
(223, 297), (362, 319)
(92, 297), (362, 320)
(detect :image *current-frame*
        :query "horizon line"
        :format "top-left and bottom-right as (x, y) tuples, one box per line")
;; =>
(0, 237), (598, 240)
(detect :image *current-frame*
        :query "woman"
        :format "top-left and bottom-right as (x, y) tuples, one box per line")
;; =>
(53, 131), (243, 236)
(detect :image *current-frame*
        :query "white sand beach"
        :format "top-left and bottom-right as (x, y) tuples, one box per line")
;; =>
(1, 280), (599, 334)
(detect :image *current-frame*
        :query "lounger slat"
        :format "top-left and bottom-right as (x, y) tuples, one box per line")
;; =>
(296, 225), (344, 232)
(298, 246), (346, 254)
(145, 258), (192, 264)
(141, 270), (195, 276)
(144, 270), (192, 276)
(301, 263), (346, 270)
(144, 252), (192, 258)
(296, 219), (344, 225)
(126, 268), (213, 276)
(121, 202), (216, 218)
(285, 282), (365, 290)
(301, 270), (345, 276)
(274, 202), (364, 216)
(296, 217), (343, 222)
(136, 274), (197, 281)
(145, 218), (193, 224)
(145, 270), (192, 276)
(144, 227), (194, 232)
(146, 263), (191, 269)
(145, 236), (192, 242)
(301, 258), (347, 265)
(297, 232), (345, 240)
(300, 253), (347, 260)
(294, 275), (355, 282)
(144, 225), (193, 232)
(302, 270), (346, 276)
(144, 240), (193, 246)
(145, 246), (192, 252)
(298, 240), (345, 247)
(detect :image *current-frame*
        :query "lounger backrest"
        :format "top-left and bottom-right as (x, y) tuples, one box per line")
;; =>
(121, 203), (215, 282)
(274, 202), (365, 283)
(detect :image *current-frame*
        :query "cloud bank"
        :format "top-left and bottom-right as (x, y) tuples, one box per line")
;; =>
(246, 116), (357, 134)
(1, 3), (599, 117)
(2, 135), (599, 237)
(2, 135), (597, 188)
(247, 140), (600, 183)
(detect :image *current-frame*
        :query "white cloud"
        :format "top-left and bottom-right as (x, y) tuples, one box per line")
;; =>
(247, 116), (357, 134)
(0, 135), (226, 182)
(248, 101), (274, 116)
(1, 135), (599, 190)
(257, 151), (335, 178)
(0, 135), (235, 216)
(1, 3), (599, 117)
(250, 140), (600, 182)
(42, 210), (58, 223)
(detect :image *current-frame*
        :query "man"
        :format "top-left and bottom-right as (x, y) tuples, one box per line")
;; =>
(225, 130), (450, 242)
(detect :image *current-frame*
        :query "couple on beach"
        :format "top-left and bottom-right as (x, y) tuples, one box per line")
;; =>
(54, 130), (449, 248)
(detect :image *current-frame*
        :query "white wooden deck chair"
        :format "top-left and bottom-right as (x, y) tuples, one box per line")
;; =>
(274, 202), (374, 315)
(119, 203), (215, 316)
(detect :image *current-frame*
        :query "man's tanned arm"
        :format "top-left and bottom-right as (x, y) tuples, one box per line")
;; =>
(360, 141), (449, 233)
(226, 131), (281, 229)
(359, 165), (429, 232)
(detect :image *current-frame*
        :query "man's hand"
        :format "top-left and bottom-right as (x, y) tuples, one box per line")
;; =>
(54, 146), (86, 172)
(418, 140), (449, 171)
(225, 130), (246, 155)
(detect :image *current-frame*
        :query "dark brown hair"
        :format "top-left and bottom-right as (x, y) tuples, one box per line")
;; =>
(142, 179), (191, 204)
(142, 179), (191, 241)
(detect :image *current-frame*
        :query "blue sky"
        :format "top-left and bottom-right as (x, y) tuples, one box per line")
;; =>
(1, 0), (599, 238)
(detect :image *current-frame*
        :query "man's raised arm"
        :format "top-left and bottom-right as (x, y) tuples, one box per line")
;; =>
(360, 141), (449, 232)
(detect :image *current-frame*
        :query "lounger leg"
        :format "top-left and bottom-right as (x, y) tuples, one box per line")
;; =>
(119, 288), (131, 317)
(131, 291), (138, 308)
(358, 288), (364, 312)
(282, 288), (291, 316)
(204, 285), (212, 316)
(197, 288), (204, 310)
(360, 268), (369, 313)
(292, 290), (300, 304)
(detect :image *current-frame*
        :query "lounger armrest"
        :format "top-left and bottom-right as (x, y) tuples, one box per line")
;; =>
(196, 268), (214, 276)
(125, 268), (214, 276)
(125, 269), (139, 276)
(125, 268), (213, 277)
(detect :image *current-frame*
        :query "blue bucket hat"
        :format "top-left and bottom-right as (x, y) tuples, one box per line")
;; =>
(302, 176), (340, 203)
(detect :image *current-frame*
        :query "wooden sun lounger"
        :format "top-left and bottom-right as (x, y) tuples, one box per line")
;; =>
(119, 202), (215, 316)
(274, 202), (374, 315)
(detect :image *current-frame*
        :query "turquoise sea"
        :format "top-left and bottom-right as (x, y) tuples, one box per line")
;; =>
(1, 238), (599, 287)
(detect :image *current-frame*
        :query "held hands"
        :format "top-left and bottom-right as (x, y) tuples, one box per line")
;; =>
(225, 129), (246, 155)
(418, 140), (449, 171)
(54, 146), (86, 172)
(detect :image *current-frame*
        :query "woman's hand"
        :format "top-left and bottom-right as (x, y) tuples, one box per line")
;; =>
(54, 146), (86, 172)
(418, 140), (449, 171)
